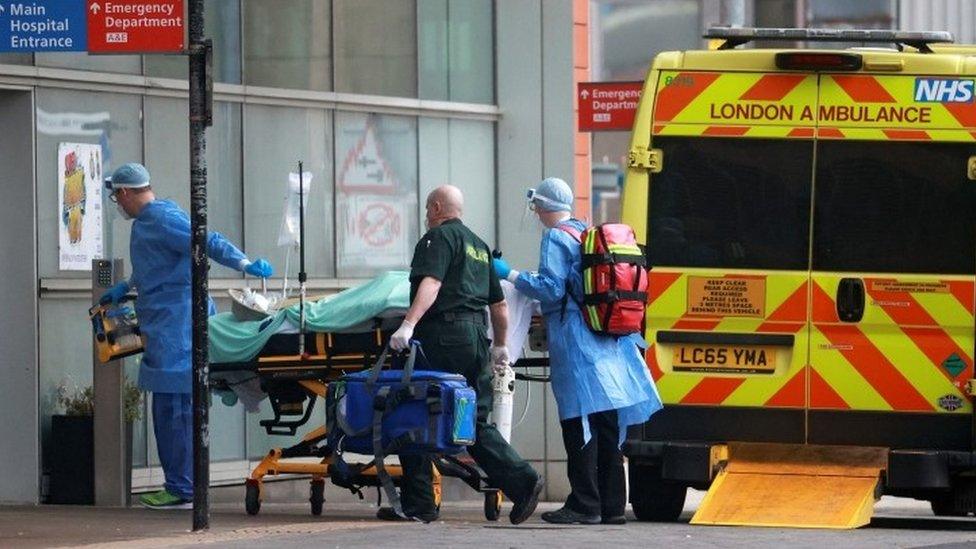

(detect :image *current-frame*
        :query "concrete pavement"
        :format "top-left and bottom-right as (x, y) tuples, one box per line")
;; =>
(4, 490), (976, 548)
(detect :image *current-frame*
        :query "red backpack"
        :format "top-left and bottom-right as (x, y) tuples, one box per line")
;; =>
(556, 222), (649, 336)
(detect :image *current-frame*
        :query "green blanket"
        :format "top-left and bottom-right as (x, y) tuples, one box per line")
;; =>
(209, 271), (410, 364)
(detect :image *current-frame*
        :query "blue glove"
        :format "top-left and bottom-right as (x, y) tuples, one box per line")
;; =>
(99, 281), (130, 305)
(243, 258), (273, 278)
(492, 257), (512, 280)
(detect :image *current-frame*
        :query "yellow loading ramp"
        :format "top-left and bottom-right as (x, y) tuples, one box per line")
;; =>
(691, 442), (888, 529)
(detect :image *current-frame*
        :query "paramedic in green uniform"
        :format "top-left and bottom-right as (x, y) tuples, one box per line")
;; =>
(381, 185), (544, 524)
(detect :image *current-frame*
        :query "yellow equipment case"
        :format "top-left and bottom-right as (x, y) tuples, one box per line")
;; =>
(621, 27), (976, 528)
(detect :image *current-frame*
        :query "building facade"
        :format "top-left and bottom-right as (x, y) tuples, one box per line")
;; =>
(0, 0), (589, 504)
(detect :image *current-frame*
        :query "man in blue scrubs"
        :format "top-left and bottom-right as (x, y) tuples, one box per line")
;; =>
(101, 163), (273, 509)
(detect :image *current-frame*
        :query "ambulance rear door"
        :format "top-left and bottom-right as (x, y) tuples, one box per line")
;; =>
(808, 73), (976, 450)
(642, 70), (817, 443)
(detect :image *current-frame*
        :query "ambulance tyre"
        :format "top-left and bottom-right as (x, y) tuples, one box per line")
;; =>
(629, 464), (686, 522)
(245, 482), (261, 516)
(310, 479), (325, 516)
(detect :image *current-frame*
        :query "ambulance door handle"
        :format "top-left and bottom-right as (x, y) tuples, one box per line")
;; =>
(836, 278), (865, 323)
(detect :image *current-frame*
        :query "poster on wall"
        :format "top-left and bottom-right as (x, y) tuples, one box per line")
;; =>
(58, 142), (103, 271)
(338, 194), (410, 269)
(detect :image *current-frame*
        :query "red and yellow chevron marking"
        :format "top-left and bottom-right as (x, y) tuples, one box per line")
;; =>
(810, 275), (974, 414)
(650, 71), (976, 142)
(652, 71), (817, 133)
(814, 127), (976, 142)
(646, 269), (808, 408)
(820, 74), (976, 131)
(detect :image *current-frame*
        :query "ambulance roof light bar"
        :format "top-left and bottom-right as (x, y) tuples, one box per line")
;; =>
(705, 27), (954, 53)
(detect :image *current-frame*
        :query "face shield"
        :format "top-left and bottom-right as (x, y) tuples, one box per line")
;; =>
(521, 187), (569, 230)
(520, 188), (539, 230)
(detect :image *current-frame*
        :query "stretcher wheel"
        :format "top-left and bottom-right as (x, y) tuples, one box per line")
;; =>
(484, 490), (501, 521)
(310, 479), (325, 516)
(245, 481), (261, 516)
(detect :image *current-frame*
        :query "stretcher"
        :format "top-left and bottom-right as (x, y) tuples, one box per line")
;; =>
(210, 320), (544, 520)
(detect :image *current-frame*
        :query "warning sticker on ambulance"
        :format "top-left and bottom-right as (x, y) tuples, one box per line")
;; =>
(687, 276), (765, 317)
(870, 280), (949, 294)
(672, 344), (777, 374)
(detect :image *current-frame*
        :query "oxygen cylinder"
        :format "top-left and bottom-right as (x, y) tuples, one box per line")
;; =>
(491, 364), (516, 442)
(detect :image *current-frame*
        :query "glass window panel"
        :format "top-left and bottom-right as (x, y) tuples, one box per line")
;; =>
(447, 0), (494, 103)
(418, 117), (449, 214)
(38, 298), (94, 469)
(418, 117), (495, 242)
(145, 0), (242, 83)
(647, 137), (812, 270)
(813, 141), (976, 274)
(243, 104), (334, 278)
(210, 396), (246, 461)
(208, 293), (246, 460)
(124, 359), (147, 467)
(448, 119), (494, 241)
(336, 112), (418, 278)
(243, 0), (332, 91)
(418, 0), (448, 100)
(36, 89), (143, 279)
(144, 98), (243, 279)
(334, 0), (417, 97)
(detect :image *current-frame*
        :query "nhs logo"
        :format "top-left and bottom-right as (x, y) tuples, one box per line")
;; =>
(914, 78), (975, 103)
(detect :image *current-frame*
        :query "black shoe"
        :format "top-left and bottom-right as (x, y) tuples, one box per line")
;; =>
(509, 476), (545, 525)
(540, 506), (601, 525)
(601, 515), (627, 525)
(376, 506), (439, 523)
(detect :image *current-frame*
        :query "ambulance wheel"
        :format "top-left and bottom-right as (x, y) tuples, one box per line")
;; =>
(629, 464), (686, 522)
(310, 479), (325, 516)
(484, 490), (501, 521)
(245, 482), (261, 516)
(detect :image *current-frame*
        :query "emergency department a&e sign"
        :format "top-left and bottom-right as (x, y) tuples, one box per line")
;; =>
(87, 0), (184, 53)
(578, 81), (643, 132)
(0, 0), (184, 53)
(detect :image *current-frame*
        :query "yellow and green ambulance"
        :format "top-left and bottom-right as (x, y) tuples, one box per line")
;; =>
(621, 27), (976, 528)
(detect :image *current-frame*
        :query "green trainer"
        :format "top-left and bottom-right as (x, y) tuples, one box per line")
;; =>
(139, 489), (192, 510)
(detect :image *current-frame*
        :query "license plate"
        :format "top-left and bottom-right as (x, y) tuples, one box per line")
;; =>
(672, 344), (776, 374)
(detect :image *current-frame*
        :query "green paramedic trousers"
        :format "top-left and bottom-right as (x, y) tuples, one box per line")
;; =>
(400, 317), (539, 514)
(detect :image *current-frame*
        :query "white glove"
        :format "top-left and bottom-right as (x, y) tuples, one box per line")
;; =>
(490, 345), (510, 375)
(390, 320), (415, 351)
(506, 270), (520, 283)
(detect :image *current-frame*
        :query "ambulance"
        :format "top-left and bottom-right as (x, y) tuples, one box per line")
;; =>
(620, 28), (976, 528)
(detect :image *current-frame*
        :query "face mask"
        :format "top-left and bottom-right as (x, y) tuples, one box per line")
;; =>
(116, 203), (132, 220)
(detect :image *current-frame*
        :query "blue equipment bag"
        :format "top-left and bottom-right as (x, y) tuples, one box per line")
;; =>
(326, 341), (477, 517)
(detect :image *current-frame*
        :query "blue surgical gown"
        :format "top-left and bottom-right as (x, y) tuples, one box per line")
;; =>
(513, 219), (662, 445)
(130, 199), (247, 393)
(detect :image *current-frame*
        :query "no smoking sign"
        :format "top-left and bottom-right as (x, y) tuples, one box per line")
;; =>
(357, 202), (400, 247)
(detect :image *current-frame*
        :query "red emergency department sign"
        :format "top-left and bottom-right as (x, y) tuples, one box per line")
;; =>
(86, 0), (185, 53)
(577, 81), (643, 132)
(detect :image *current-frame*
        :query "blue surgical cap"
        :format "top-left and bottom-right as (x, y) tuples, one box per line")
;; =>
(104, 162), (151, 190)
(531, 177), (574, 212)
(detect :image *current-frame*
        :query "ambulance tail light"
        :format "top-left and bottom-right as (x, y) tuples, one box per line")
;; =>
(775, 52), (863, 71)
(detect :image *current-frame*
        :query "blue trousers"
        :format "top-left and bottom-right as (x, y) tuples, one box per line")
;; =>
(152, 392), (193, 500)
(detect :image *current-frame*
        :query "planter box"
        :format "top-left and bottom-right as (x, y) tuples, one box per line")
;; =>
(49, 415), (94, 504)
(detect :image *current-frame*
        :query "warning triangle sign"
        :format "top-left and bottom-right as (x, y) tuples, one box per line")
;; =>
(338, 122), (398, 192)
